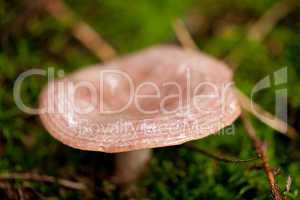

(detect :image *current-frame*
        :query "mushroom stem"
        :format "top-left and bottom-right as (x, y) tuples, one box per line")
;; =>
(112, 149), (152, 184)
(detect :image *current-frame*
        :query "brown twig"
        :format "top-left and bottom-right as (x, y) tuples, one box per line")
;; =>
(284, 176), (292, 200)
(240, 113), (283, 200)
(40, 0), (117, 61)
(235, 89), (297, 139)
(0, 172), (86, 190)
(225, 0), (296, 68)
(185, 143), (258, 163)
(173, 19), (200, 51)
(172, 19), (198, 50)
(17, 188), (25, 200)
(285, 176), (292, 193)
(247, 0), (295, 41)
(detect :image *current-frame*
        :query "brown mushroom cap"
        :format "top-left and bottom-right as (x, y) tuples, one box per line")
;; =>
(39, 45), (240, 153)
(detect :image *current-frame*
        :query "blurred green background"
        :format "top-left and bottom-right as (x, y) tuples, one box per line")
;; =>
(1, 0), (300, 199)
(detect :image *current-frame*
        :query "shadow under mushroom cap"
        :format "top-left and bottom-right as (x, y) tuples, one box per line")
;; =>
(39, 45), (241, 153)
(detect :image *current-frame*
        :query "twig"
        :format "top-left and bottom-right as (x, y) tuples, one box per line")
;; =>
(172, 18), (297, 139)
(0, 172), (86, 190)
(247, 0), (295, 41)
(241, 113), (283, 200)
(285, 176), (292, 193)
(225, 0), (296, 68)
(40, 0), (116, 61)
(283, 176), (292, 200)
(172, 19), (198, 50)
(185, 143), (258, 163)
(173, 19), (199, 50)
(17, 188), (25, 200)
(235, 89), (297, 139)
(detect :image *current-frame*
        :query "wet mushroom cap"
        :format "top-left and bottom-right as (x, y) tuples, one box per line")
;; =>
(39, 45), (241, 153)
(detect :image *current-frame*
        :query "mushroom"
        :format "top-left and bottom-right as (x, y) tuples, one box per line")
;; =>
(39, 45), (240, 184)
